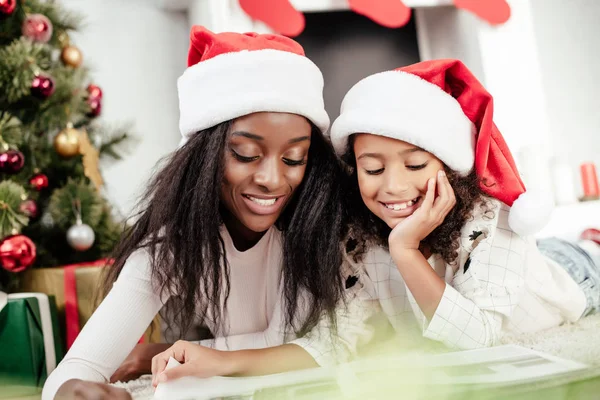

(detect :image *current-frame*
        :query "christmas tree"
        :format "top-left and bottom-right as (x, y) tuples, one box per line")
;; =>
(0, 0), (131, 291)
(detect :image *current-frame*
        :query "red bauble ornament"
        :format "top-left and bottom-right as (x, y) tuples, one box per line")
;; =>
(22, 13), (53, 43)
(0, 234), (36, 272)
(87, 98), (102, 117)
(0, 149), (25, 174)
(29, 173), (49, 191)
(19, 199), (38, 219)
(0, 0), (17, 17)
(31, 74), (55, 99)
(87, 84), (103, 100)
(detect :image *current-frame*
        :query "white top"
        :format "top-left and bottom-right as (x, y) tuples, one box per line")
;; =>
(42, 226), (368, 400)
(351, 199), (587, 350)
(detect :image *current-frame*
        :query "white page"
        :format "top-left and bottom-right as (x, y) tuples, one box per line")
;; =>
(154, 358), (337, 400)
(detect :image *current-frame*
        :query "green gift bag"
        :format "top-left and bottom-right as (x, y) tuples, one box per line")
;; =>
(0, 292), (64, 398)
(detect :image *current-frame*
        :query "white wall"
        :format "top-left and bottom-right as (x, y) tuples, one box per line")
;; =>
(415, 1), (555, 197)
(60, 0), (188, 218)
(415, 7), (485, 84)
(529, 0), (600, 197)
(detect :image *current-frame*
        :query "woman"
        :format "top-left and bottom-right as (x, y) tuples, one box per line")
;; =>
(43, 26), (353, 400)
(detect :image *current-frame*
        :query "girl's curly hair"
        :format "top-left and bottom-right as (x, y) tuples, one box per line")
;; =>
(342, 135), (493, 265)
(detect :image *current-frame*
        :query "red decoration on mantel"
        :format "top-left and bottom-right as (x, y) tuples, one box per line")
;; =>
(453, 0), (511, 25)
(239, 0), (511, 36)
(348, 0), (411, 28)
(239, 0), (305, 37)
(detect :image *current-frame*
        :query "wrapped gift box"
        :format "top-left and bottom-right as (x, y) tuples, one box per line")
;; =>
(19, 261), (161, 350)
(0, 292), (63, 398)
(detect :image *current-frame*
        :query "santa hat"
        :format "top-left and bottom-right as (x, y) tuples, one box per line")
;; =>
(330, 59), (552, 236)
(177, 26), (329, 144)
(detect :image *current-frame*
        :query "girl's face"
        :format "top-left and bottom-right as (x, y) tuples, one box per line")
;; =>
(221, 112), (311, 236)
(353, 134), (444, 229)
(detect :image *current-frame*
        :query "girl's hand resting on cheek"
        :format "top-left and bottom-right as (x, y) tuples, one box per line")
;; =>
(388, 170), (456, 255)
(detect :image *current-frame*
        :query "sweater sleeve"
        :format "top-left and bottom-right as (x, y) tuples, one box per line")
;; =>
(289, 260), (378, 367)
(42, 249), (167, 400)
(422, 204), (527, 349)
(199, 260), (378, 366)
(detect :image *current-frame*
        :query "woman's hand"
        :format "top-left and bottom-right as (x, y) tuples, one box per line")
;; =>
(388, 170), (456, 255)
(55, 379), (132, 400)
(151, 341), (235, 387)
(110, 343), (171, 383)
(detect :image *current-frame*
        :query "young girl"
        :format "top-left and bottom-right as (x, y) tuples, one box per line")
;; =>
(42, 27), (365, 400)
(329, 59), (600, 351)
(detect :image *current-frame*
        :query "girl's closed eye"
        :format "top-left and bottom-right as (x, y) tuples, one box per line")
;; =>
(358, 160), (384, 175)
(365, 167), (384, 175)
(406, 163), (428, 171)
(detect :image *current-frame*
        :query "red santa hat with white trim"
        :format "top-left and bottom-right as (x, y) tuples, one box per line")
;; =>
(177, 26), (329, 145)
(330, 59), (552, 236)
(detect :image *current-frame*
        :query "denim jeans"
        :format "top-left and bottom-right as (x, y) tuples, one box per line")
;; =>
(537, 238), (600, 317)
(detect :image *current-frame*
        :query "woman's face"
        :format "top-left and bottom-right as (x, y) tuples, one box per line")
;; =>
(221, 112), (312, 235)
(353, 134), (444, 229)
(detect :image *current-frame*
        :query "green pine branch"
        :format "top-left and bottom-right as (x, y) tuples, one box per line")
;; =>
(0, 112), (24, 146)
(94, 205), (126, 255)
(0, 37), (52, 103)
(0, 0), (133, 272)
(0, 181), (29, 239)
(24, 0), (82, 33)
(86, 122), (136, 160)
(47, 179), (103, 230)
(22, 65), (90, 133)
(0, 0), (83, 47)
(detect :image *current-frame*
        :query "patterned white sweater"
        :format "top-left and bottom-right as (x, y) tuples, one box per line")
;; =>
(348, 199), (587, 350)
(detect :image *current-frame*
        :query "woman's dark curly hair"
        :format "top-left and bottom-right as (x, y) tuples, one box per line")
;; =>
(103, 119), (347, 339)
(342, 134), (492, 265)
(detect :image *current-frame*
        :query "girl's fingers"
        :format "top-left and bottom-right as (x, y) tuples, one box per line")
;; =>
(421, 177), (436, 212)
(433, 170), (448, 210)
(441, 171), (457, 212)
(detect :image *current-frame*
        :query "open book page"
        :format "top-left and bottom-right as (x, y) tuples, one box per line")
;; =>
(153, 358), (337, 400)
(153, 345), (589, 400)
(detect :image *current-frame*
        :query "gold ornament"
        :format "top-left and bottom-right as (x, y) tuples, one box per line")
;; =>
(54, 124), (80, 157)
(57, 31), (70, 47)
(79, 130), (103, 191)
(61, 45), (83, 68)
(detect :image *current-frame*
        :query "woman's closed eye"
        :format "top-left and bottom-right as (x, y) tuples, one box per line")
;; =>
(231, 149), (306, 166)
(283, 157), (307, 166)
(231, 149), (259, 163)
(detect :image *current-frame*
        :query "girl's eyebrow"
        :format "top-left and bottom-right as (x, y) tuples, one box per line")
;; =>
(357, 152), (383, 161)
